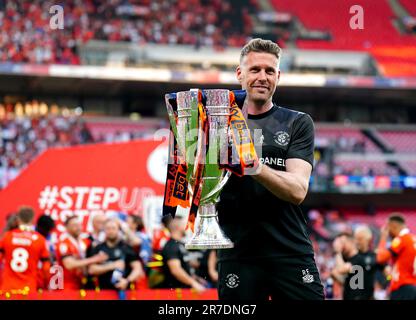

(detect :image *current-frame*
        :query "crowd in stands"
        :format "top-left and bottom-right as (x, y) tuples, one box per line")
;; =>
(0, 0), (257, 65)
(0, 101), (163, 189)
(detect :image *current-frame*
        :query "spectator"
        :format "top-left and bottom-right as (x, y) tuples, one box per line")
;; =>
(125, 214), (152, 265)
(88, 219), (145, 291)
(36, 214), (55, 240)
(87, 212), (106, 252)
(2, 213), (19, 235)
(159, 217), (205, 293)
(56, 216), (108, 290)
(153, 214), (172, 253)
(331, 229), (379, 300)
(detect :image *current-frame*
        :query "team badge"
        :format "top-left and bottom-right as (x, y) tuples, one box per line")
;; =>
(59, 243), (68, 255)
(391, 237), (401, 249)
(302, 269), (314, 284)
(114, 249), (122, 258)
(274, 131), (290, 146)
(225, 273), (240, 288)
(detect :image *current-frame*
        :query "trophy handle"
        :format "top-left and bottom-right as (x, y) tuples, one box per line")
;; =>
(199, 170), (231, 204)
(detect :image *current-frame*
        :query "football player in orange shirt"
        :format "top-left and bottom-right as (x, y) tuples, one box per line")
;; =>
(0, 207), (50, 294)
(56, 216), (108, 290)
(377, 213), (416, 300)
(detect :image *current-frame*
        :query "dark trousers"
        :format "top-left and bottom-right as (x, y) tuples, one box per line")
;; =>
(218, 255), (324, 300)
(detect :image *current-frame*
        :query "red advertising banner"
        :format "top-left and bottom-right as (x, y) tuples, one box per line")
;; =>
(0, 140), (168, 233)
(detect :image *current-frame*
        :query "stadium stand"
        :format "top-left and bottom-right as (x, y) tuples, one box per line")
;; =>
(0, 0), (256, 65)
(270, 0), (416, 49)
(400, 0), (416, 16)
(377, 130), (416, 153)
(0, 102), (165, 188)
(401, 160), (416, 175)
(334, 159), (397, 176)
(315, 126), (380, 153)
(269, 0), (416, 76)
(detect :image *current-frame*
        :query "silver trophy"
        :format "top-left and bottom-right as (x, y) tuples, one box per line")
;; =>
(165, 89), (245, 249)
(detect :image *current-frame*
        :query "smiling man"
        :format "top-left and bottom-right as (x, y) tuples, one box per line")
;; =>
(217, 38), (324, 300)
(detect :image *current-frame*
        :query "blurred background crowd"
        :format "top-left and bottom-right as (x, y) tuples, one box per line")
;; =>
(1, 204), (414, 300)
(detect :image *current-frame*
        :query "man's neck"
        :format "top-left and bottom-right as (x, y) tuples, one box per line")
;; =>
(347, 248), (358, 258)
(359, 246), (369, 254)
(68, 233), (79, 241)
(398, 227), (409, 236)
(19, 224), (33, 231)
(247, 100), (273, 116)
(171, 232), (182, 241)
(92, 230), (101, 238)
(106, 239), (119, 248)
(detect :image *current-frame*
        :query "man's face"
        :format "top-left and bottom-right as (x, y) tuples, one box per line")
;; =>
(66, 219), (82, 238)
(104, 220), (120, 242)
(126, 216), (137, 232)
(92, 214), (106, 233)
(341, 236), (355, 255)
(354, 232), (368, 251)
(170, 219), (186, 238)
(387, 221), (399, 238)
(237, 51), (280, 105)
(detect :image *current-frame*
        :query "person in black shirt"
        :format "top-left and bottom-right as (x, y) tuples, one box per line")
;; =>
(331, 228), (379, 300)
(160, 217), (205, 293)
(217, 38), (324, 300)
(88, 219), (144, 290)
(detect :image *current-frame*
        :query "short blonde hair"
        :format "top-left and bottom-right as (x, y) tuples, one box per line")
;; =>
(240, 38), (282, 63)
(354, 225), (373, 241)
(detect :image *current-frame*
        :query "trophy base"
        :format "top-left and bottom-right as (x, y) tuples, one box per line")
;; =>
(185, 238), (234, 250)
(185, 204), (234, 250)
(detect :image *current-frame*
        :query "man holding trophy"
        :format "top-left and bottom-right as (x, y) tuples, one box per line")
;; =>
(164, 38), (324, 300)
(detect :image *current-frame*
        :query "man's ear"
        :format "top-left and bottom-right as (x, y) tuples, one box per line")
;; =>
(236, 66), (242, 83)
(277, 70), (281, 84)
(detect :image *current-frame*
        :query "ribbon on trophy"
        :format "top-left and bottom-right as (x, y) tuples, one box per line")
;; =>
(187, 91), (209, 231)
(219, 90), (258, 176)
(162, 93), (190, 220)
(163, 90), (210, 232)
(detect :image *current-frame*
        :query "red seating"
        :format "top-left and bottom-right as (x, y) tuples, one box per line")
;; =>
(271, 0), (416, 49)
(315, 126), (380, 153)
(378, 130), (416, 153)
(270, 0), (416, 76)
(400, 0), (416, 16)
(342, 208), (416, 230)
(401, 161), (416, 175)
(334, 159), (395, 175)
